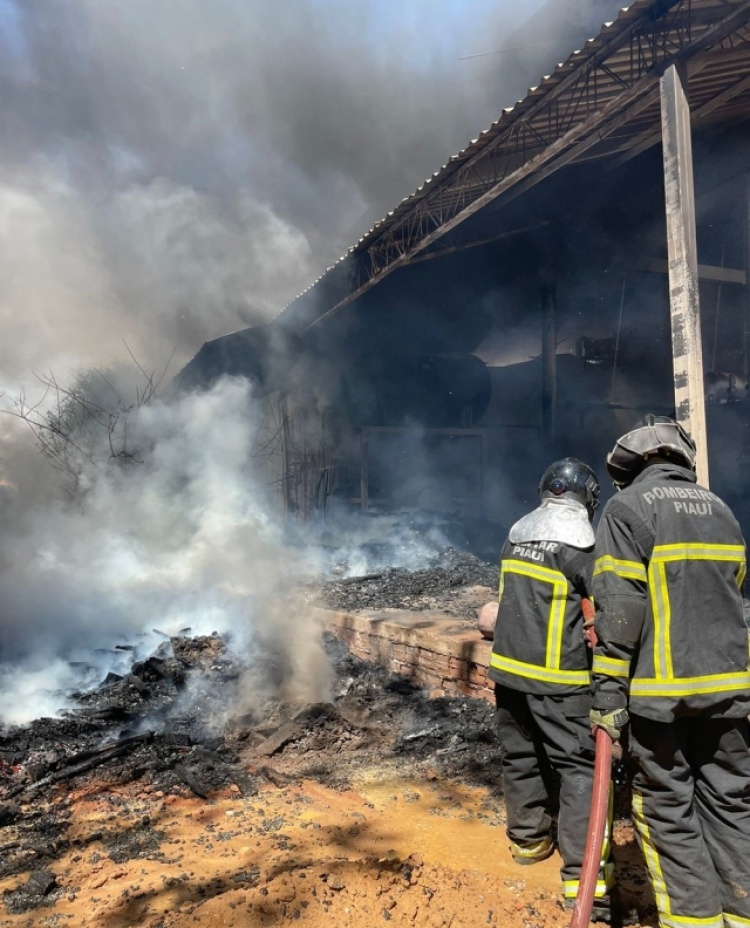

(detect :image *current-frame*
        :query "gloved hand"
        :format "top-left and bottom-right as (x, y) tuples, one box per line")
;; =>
(590, 707), (629, 740)
(582, 618), (598, 650)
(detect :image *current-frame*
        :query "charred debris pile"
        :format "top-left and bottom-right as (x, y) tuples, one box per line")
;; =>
(0, 625), (503, 910)
(312, 548), (498, 617)
(0, 633), (252, 798)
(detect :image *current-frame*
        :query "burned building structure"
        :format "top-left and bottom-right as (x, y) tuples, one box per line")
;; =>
(177, 0), (750, 544)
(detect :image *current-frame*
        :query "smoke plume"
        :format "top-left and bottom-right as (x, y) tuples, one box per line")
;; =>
(0, 0), (626, 382)
(0, 0), (627, 723)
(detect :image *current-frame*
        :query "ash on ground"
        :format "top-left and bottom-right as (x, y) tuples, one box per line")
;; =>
(0, 624), (505, 902)
(310, 548), (499, 619)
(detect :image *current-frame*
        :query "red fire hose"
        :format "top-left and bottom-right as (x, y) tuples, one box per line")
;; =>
(568, 727), (612, 928)
(570, 596), (612, 928)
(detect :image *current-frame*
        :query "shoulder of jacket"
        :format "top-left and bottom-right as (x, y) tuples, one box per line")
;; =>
(602, 491), (642, 518)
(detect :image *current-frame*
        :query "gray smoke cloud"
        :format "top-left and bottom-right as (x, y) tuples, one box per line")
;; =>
(0, 0), (630, 384)
(0, 377), (331, 723)
(0, 0), (625, 723)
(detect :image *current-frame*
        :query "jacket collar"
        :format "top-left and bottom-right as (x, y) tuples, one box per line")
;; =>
(631, 462), (697, 487)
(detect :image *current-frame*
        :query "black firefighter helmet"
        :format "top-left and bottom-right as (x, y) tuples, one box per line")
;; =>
(606, 414), (697, 488)
(538, 457), (600, 520)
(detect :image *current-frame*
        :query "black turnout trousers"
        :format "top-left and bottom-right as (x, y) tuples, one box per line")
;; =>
(495, 684), (609, 898)
(628, 714), (750, 927)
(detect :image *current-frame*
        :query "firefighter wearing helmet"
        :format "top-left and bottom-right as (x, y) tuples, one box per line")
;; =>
(488, 457), (615, 919)
(590, 415), (750, 925)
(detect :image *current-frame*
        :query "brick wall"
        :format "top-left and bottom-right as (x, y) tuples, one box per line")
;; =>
(316, 607), (494, 703)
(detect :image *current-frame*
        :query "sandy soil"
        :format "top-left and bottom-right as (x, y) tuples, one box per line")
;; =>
(0, 770), (654, 928)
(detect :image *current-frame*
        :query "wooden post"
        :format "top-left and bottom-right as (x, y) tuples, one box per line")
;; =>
(541, 284), (557, 462)
(660, 63), (709, 486)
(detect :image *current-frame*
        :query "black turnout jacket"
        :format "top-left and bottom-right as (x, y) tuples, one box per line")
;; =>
(591, 462), (750, 722)
(488, 535), (594, 696)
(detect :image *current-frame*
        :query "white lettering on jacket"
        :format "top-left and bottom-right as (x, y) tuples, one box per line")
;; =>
(672, 501), (713, 516)
(512, 540), (558, 562)
(642, 486), (719, 506)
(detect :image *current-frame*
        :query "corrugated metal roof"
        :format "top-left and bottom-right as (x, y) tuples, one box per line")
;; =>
(281, 0), (750, 324)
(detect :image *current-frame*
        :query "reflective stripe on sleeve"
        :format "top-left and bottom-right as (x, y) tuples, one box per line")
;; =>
(593, 555), (647, 582)
(592, 655), (630, 677)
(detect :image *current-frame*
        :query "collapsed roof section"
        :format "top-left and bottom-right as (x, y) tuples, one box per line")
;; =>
(278, 0), (750, 332)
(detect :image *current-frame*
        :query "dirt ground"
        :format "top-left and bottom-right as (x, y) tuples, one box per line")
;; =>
(0, 773), (652, 928)
(0, 624), (658, 928)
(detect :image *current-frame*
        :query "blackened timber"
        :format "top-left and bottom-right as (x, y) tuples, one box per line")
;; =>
(8, 732), (156, 799)
(661, 63), (710, 485)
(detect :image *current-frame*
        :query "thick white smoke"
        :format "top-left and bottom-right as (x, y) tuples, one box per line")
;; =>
(0, 170), (316, 393)
(0, 0), (628, 724)
(0, 377), (328, 724)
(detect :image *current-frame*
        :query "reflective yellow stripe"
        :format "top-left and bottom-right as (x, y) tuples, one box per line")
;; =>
(500, 559), (569, 673)
(600, 788), (613, 872)
(661, 916), (723, 927)
(490, 653), (590, 686)
(646, 543), (746, 683)
(510, 836), (553, 860)
(593, 555), (647, 582)
(652, 542), (745, 562)
(631, 672), (750, 698)
(562, 877), (611, 900)
(648, 560), (673, 679)
(592, 655), (630, 677)
(560, 793), (614, 902)
(634, 789), (737, 927)
(725, 915), (750, 928)
(546, 581), (567, 669)
(502, 559), (566, 585)
(632, 790), (671, 916)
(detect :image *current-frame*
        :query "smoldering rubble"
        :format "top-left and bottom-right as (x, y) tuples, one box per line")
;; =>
(312, 549), (498, 618)
(0, 616), (504, 914)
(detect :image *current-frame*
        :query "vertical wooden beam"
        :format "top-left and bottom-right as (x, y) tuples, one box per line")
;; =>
(661, 63), (709, 485)
(541, 284), (557, 462)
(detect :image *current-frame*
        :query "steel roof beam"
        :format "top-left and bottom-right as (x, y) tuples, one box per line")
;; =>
(612, 66), (750, 166)
(303, 0), (750, 330)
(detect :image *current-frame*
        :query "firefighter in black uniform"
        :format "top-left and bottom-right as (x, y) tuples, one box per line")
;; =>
(590, 415), (750, 927)
(489, 458), (614, 914)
